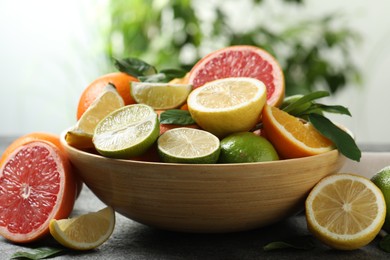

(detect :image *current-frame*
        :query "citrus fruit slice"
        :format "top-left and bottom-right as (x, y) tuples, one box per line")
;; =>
(157, 128), (220, 164)
(49, 207), (115, 250)
(187, 45), (285, 107)
(130, 81), (192, 110)
(371, 166), (390, 232)
(0, 140), (77, 243)
(66, 84), (125, 149)
(93, 104), (160, 159)
(262, 104), (334, 159)
(187, 77), (267, 137)
(77, 72), (138, 120)
(219, 132), (279, 163)
(305, 173), (386, 250)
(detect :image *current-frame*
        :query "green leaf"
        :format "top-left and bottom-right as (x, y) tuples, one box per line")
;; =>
(159, 68), (187, 81)
(114, 57), (157, 77)
(263, 235), (315, 251)
(301, 104), (351, 116)
(379, 234), (390, 253)
(10, 247), (66, 260)
(160, 109), (196, 125)
(308, 113), (361, 162)
(282, 91), (329, 114)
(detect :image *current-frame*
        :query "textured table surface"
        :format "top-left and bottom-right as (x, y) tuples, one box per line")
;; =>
(1, 137), (390, 259)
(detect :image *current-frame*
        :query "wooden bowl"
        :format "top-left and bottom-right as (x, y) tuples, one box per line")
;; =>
(60, 131), (346, 233)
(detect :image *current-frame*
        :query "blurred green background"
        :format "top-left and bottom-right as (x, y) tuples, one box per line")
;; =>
(104, 0), (361, 96)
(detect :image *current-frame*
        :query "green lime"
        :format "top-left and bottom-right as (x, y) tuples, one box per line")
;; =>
(157, 128), (220, 164)
(218, 132), (279, 163)
(93, 104), (159, 159)
(371, 166), (390, 232)
(131, 81), (192, 110)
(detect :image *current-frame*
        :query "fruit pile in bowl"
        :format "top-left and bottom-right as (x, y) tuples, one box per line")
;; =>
(60, 45), (358, 233)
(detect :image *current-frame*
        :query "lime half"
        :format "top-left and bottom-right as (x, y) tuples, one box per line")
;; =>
(157, 128), (220, 164)
(131, 81), (192, 110)
(93, 104), (159, 158)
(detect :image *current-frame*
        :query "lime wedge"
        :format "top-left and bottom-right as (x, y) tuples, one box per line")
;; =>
(93, 104), (159, 158)
(157, 128), (220, 164)
(66, 84), (124, 149)
(131, 82), (192, 110)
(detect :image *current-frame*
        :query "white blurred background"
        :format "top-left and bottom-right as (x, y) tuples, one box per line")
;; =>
(0, 0), (389, 146)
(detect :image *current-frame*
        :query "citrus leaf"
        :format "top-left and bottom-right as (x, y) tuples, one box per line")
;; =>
(303, 104), (351, 116)
(114, 57), (157, 77)
(308, 113), (361, 162)
(159, 68), (187, 81)
(263, 235), (315, 251)
(160, 109), (196, 125)
(10, 247), (66, 260)
(282, 91), (329, 114)
(379, 234), (390, 253)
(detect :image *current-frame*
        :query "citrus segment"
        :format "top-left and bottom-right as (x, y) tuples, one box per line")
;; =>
(187, 77), (267, 137)
(262, 104), (334, 159)
(66, 84), (125, 149)
(187, 45), (285, 107)
(157, 128), (220, 164)
(0, 141), (77, 243)
(93, 104), (159, 159)
(305, 173), (386, 250)
(77, 72), (139, 120)
(130, 82), (192, 110)
(49, 207), (115, 250)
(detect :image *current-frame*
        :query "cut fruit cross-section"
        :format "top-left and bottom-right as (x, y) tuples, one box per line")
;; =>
(49, 207), (115, 250)
(131, 81), (192, 110)
(93, 104), (160, 159)
(187, 77), (267, 137)
(157, 128), (220, 164)
(187, 45), (285, 107)
(305, 173), (386, 250)
(262, 104), (334, 159)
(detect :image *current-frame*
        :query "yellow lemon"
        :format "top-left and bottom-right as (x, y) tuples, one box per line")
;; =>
(305, 173), (386, 250)
(49, 207), (115, 251)
(187, 77), (266, 138)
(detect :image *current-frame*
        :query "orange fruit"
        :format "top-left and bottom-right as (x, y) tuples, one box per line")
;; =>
(187, 45), (285, 107)
(76, 72), (139, 120)
(262, 104), (334, 159)
(0, 133), (78, 243)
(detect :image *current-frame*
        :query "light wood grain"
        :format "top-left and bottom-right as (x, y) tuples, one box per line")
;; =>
(61, 132), (346, 233)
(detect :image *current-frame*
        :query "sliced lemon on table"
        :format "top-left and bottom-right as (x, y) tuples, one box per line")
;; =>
(93, 104), (159, 159)
(157, 128), (220, 164)
(305, 173), (386, 250)
(187, 77), (267, 137)
(130, 81), (192, 110)
(66, 84), (124, 149)
(49, 207), (115, 251)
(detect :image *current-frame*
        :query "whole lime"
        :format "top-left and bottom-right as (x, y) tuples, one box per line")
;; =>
(218, 132), (279, 163)
(371, 166), (390, 232)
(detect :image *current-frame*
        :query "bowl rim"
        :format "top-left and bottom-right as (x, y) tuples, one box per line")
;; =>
(60, 129), (342, 168)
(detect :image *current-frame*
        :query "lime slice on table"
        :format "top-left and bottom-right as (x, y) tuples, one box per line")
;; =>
(93, 104), (159, 159)
(157, 128), (220, 164)
(130, 81), (192, 110)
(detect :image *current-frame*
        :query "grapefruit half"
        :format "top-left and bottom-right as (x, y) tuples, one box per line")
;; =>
(0, 140), (77, 243)
(187, 45), (285, 107)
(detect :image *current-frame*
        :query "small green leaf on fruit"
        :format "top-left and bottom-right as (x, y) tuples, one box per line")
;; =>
(308, 113), (361, 162)
(160, 109), (196, 125)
